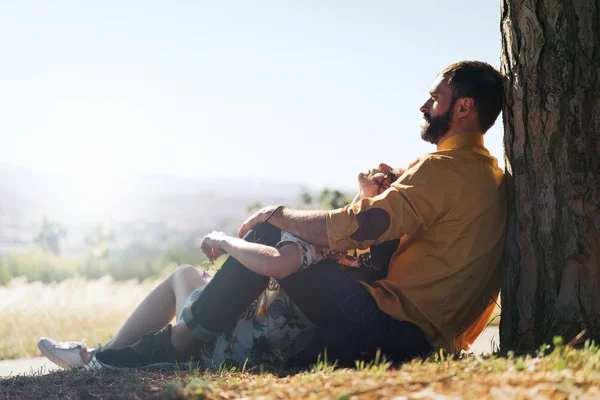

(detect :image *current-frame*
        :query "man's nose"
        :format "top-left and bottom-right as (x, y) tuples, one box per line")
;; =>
(420, 99), (432, 114)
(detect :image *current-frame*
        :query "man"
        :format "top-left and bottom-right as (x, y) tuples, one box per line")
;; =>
(95, 60), (506, 368)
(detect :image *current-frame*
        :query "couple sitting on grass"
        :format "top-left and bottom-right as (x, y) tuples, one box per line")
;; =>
(39, 60), (507, 372)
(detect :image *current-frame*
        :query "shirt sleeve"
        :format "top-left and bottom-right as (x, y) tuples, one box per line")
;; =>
(276, 231), (328, 272)
(326, 155), (464, 251)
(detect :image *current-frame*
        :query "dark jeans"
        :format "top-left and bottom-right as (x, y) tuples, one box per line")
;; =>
(186, 223), (432, 367)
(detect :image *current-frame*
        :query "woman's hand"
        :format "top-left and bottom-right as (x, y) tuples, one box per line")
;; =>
(200, 231), (230, 260)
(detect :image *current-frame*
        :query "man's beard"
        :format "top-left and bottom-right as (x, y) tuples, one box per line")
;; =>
(420, 100), (455, 144)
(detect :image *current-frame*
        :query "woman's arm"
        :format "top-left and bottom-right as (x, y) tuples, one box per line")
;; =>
(201, 232), (301, 280)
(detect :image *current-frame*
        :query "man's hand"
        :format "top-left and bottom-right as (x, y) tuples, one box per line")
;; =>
(358, 163), (401, 199)
(237, 205), (278, 238)
(200, 231), (229, 260)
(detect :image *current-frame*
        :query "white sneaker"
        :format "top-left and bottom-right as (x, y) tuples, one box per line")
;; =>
(37, 337), (101, 368)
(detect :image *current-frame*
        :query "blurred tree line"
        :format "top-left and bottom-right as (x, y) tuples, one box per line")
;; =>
(248, 187), (353, 212)
(33, 218), (67, 255)
(0, 217), (208, 286)
(1, 187), (352, 286)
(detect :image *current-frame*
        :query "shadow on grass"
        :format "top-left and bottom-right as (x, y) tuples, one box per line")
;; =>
(0, 368), (177, 400)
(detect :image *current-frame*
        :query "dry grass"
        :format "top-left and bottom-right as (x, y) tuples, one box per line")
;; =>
(1, 344), (600, 399)
(0, 277), (161, 360)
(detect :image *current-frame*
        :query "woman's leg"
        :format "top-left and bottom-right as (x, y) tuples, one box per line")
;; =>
(103, 265), (209, 350)
(94, 223), (281, 368)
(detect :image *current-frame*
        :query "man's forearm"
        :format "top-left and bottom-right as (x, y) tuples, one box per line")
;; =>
(267, 207), (330, 247)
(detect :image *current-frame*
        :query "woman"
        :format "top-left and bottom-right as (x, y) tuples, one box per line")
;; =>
(39, 166), (400, 370)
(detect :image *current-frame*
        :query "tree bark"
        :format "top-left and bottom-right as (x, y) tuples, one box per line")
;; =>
(500, 0), (600, 351)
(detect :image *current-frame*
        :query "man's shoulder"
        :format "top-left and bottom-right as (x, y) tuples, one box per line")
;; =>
(411, 150), (502, 175)
(407, 151), (505, 198)
(397, 155), (467, 194)
(405, 153), (460, 174)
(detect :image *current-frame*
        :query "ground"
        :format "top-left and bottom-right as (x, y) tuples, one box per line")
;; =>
(2, 344), (600, 399)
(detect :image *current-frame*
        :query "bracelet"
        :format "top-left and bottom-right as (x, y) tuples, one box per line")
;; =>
(376, 171), (398, 193)
(264, 205), (284, 223)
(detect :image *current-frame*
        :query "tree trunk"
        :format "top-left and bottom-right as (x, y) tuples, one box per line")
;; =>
(500, 0), (600, 352)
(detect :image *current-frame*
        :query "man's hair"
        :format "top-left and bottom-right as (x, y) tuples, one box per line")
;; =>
(441, 61), (505, 132)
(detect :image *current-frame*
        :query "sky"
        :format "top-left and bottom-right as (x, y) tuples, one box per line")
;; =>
(0, 1), (504, 190)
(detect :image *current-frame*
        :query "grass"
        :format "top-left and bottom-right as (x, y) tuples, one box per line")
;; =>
(0, 258), (222, 360)
(1, 342), (600, 399)
(0, 277), (161, 360)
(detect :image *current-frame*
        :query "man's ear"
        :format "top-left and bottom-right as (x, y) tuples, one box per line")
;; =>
(456, 97), (475, 117)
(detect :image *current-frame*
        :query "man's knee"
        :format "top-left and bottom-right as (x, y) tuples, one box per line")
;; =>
(242, 222), (280, 246)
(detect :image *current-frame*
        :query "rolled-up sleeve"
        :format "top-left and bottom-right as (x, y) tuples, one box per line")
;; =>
(326, 156), (464, 251)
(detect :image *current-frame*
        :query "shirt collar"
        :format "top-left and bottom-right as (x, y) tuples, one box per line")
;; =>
(437, 132), (485, 151)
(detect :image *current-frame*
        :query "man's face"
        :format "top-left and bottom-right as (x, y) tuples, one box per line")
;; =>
(419, 75), (456, 144)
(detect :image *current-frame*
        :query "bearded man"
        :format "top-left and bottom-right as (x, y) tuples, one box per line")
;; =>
(95, 60), (507, 368)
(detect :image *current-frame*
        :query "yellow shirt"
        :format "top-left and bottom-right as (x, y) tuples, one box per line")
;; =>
(326, 132), (506, 351)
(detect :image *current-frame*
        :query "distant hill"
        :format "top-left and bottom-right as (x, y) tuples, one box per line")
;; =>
(0, 163), (318, 254)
